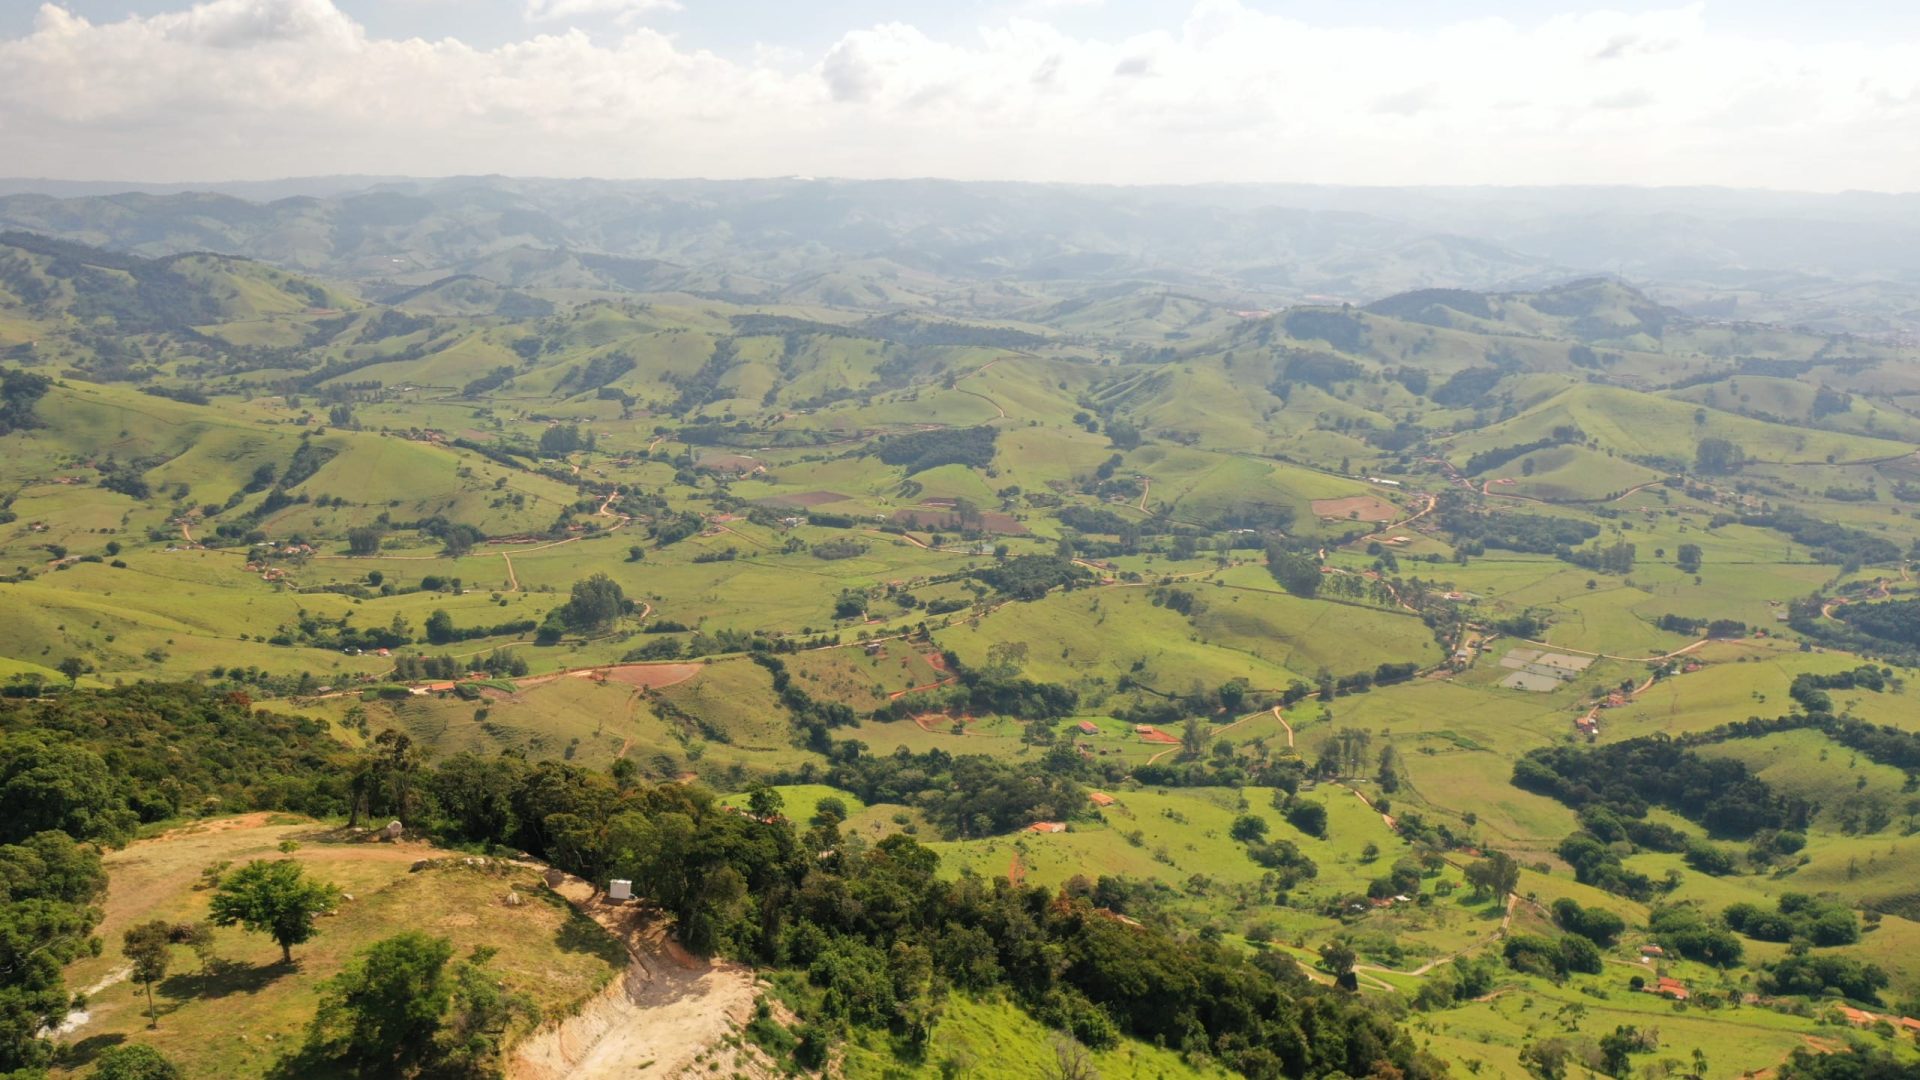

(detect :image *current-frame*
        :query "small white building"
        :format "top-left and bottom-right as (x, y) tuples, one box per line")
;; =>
(608, 879), (633, 902)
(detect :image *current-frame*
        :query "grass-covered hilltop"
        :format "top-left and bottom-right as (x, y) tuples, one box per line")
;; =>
(5, 208), (1920, 1080)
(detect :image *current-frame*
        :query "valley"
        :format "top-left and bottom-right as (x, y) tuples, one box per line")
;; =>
(4, 214), (1920, 1079)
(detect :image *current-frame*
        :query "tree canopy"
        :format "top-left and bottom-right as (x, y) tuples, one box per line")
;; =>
(208, 859), (343, 963)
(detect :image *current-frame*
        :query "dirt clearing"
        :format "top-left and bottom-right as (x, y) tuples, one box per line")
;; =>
(887, 508), (1029, 535)
(696, 453), (762, 473)
(510, 875), (771, 1080)
(574, 663), (703, 690)
(1310, 495), (1400, 522)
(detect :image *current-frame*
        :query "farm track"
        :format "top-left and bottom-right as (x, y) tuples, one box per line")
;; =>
(953, 355), (1010, 418)
(1362, 492), (1435, 542)
(1609, 481), (1662, 502)
(1516, 637), (1711, 663)
(1480, 479), (1549, 504)
(1143, 704), (1272, 763)
(1819, 578), (1892, 620)
(958, 388), (1006, 419)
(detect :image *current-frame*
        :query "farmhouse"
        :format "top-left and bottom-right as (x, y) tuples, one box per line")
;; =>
(1027, 821), (1067, 834)
(1650, 977), (1689, 1001)
(1088, 791), (1116, 807)
(1077, 720), (1100, 735)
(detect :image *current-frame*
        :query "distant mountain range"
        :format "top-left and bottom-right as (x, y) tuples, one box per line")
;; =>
(1, 176), (1915, 334)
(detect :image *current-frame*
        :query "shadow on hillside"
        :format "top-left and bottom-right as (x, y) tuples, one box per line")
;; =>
(160, 959), (289, 1000)
(554, 907), (630, 968)
(60, 1033), (126, 1070)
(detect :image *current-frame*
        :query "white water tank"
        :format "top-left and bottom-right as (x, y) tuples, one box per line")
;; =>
(607, 879), (632, 901)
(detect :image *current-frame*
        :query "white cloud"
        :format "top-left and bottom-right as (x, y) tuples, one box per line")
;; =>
(1, 0), (1916, 189)
(524, 0), (680, 23)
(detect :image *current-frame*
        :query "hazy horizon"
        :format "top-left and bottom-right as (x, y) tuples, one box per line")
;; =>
(4, 0), (1918, 192)
(2, 173), (1915, 199)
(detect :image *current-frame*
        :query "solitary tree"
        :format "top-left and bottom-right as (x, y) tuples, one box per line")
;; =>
(308, 932), (453, 1072)
(1179, 715), (1207, 761)
(1464, 850), (1521, 902)
(1676, 543), (1703, 574)
(558, 573), (626, 631)
(1045, 1035), (1100, 1080)
(1694, 437), (1745, 475)
(345, 526), (384, 556)
(1230, 814), (1269, 844)
(1319, 939), (1358, 977)
(208, 859), (342, 963)
(121, 920), (174, 1028)
(745, 783), (784, 820)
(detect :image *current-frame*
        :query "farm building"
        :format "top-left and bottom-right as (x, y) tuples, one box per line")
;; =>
(1649, 977), (1689, 1001)
(1026, 822), (1067, 834)
(1077, 720), (1100, 735)
(1088, 792), (1116, 807)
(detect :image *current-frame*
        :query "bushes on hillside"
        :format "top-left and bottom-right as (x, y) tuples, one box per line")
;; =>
(873, 426), (997, 475)
(1439, 498), (1600, 555)
(1723, 894), (1859, 946)
(1513, 738), (1796, 840)
(0, 367), (51, 436)
(1550, 898), (1625, 947)
(1760, 954), (1889, 1003)
(971, 555), (1087, 600)
(1647, 905), (1744, 967)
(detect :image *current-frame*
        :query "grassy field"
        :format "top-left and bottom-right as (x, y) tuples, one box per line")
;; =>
(841, 992), (1224, 1079)
(51, 814), (622, 1079)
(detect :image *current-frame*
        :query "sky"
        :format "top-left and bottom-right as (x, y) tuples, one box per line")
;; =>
(1, 0), (1916, 190)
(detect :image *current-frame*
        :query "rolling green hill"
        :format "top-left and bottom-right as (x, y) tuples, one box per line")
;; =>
(4, 229), (1920, 1079)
